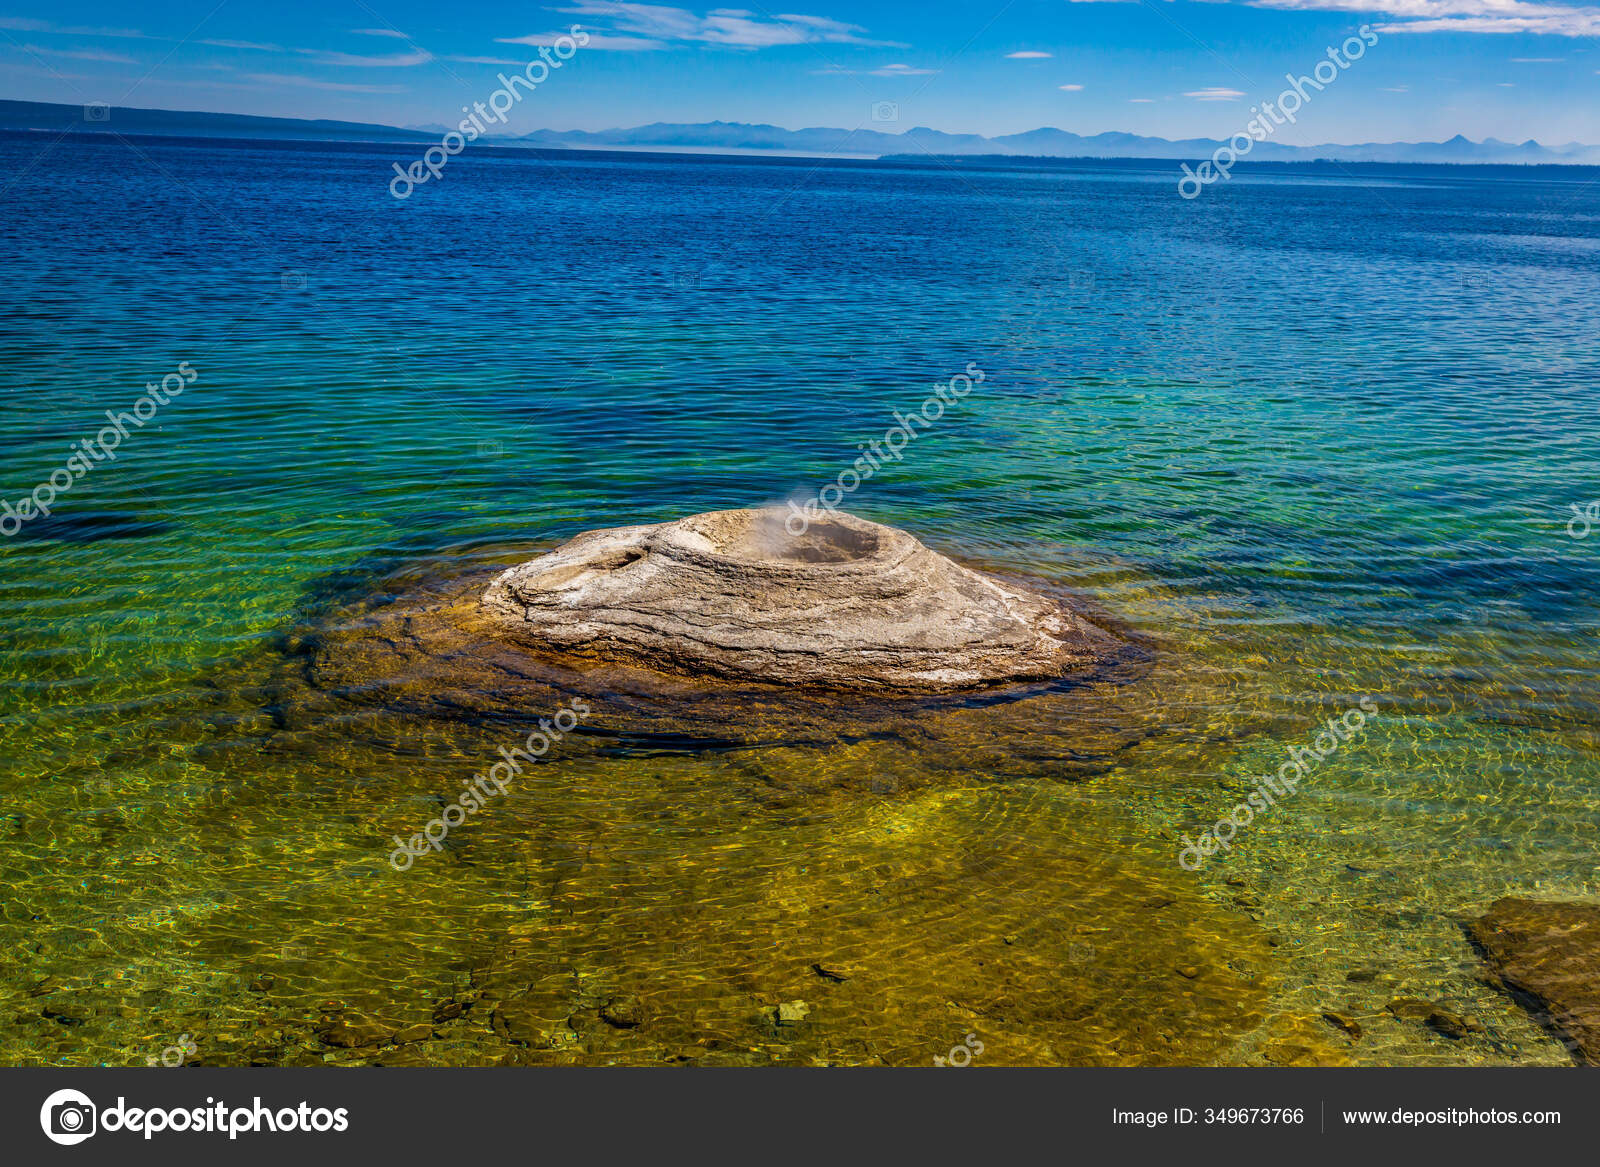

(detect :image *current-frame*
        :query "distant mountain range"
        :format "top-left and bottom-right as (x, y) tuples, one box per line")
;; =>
(4, 99), (1598, 165)
(515, 120), (1600, 164)
(0, 99), (430, 144)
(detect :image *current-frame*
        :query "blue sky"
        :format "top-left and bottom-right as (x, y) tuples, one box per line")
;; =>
(2, 1), (1598, 143)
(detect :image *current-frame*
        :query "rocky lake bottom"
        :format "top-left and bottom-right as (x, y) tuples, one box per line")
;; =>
(3, 530), (1594, 1067)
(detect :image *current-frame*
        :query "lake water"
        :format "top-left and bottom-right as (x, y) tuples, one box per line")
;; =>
(1, 132), (1597, 1065)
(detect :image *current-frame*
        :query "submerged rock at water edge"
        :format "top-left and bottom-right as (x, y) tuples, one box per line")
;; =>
(482, 508), (1121, 693)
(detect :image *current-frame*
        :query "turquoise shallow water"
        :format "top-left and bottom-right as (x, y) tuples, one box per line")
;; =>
(1, 133), (1598, 1065)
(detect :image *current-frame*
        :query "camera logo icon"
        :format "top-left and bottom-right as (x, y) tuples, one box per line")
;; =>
(83, 103), (110, 123)
(40, 1089), (96, 1145)
(871, 101), (899, 122)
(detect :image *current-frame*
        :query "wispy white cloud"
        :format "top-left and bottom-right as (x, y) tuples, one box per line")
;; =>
(544, 3), (902, 49)
(497, 30), (667, 50)
(1059, 83), (1085, 90)
(443, 54), (526, 65)
(198, 34), (436, 64)
(1376, 14), (1600, 33)
(351, 28), (410, 38)
(1510, 55), (1564, 60)
(199, 38), (284, 51)
(1246, 0), (1600, 37)
(1066, 0), (1600, 35)
(0, 17), (147, 38)
(296, 47), (434, 67)
(809, 60), (936, 75)
(1130, 97), (1156, 102)
(1005, 50), (1053, 58)
(1185, 86), (1246, 100)
(240, 71), (406, 93)
(17, 43), (137, 63)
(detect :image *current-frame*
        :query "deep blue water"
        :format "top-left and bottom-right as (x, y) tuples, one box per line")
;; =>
(1, 132), (1597, 1066)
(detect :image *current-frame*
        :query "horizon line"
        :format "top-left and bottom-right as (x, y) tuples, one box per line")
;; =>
(1, 96), (1596, 160)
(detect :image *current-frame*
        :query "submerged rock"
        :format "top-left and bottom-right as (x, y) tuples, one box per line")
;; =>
(1384, 998), (1438, 1022)
(1468, 897), (1600, 1064)
(599, 995), (644, 1029)
(288, 507), (1156, 787)
(481, 508), (1120, 692)
(774, 1000), (811, 1026)
(1320, 1011), (1362, 1040)
(316, 1016), (397, 1048)
(1424, 1008), (1482, 1041)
